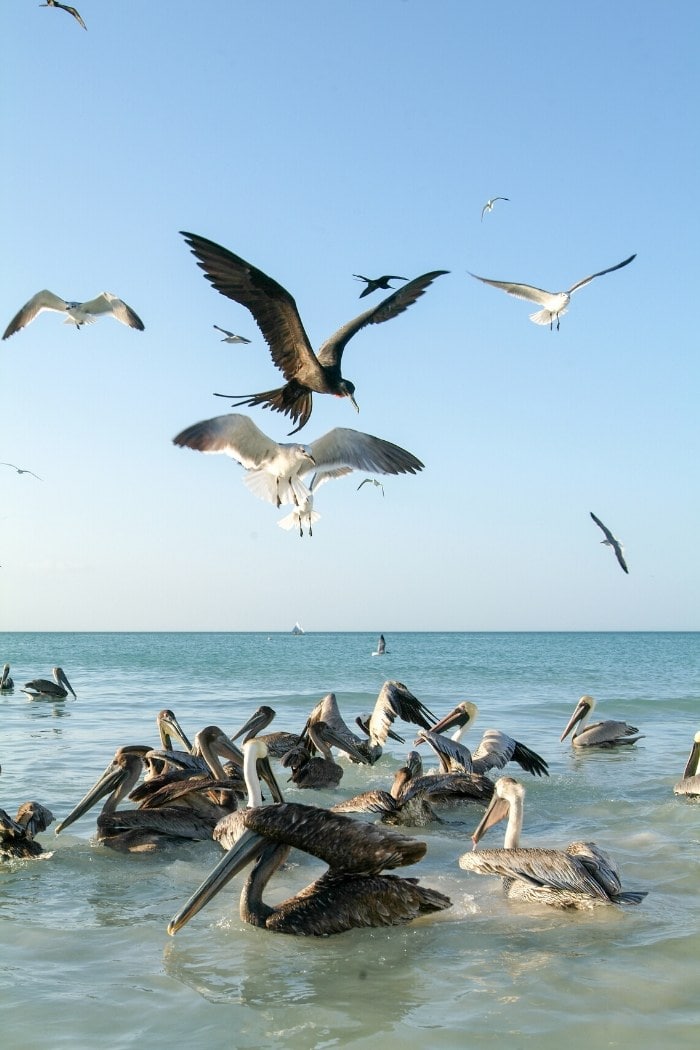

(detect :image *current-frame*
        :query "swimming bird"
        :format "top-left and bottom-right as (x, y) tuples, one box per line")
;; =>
(40, 1), (87, 31)
(459, 776), (647, 908)
(673, 732), (700, 796)
(427, 701), (549, 777)
(22, 666), (76, 700)
(231, 705), (301, 760)
(180, 230), (448, 433)
(1, 664), (14, 691)
(173, 412), (424, 511)
(1, 462), (42, 480)
(469, 253), (636, 329)
(480, 197), (509, 221)
(373, 633), (388, 656)
(2, 290), (144, 339)
(213, 324), (251, 344)
(353, 274), (408, 298)
(167, 800), (451, 936)
(357, 477), (384, 496)
(1, 801), (55, 859)
(282, 721), (366, 789)
(560, 694), (643, 748)
(590, 512), (629, 574)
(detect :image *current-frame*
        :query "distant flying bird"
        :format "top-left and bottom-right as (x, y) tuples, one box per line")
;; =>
(589, 512), (629, 574)
(480, 197), (509, 221)
(180, 231), (448, 434)
(357, 477), (384, 496)
(469, 253), (636, 329)
(1, 462), (42, 480)
(213, 324), (251, 344)
(353, 274), (408, 298)
(41, 1), (87, 31)
(2, 290), (144, 339)
(173, 412), (424, 514)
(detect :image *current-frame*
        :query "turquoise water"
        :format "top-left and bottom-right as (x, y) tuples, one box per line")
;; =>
(1, 631), (698, 1048)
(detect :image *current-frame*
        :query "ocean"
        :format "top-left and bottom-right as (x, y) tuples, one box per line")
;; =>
(1, 631), (698, 1049)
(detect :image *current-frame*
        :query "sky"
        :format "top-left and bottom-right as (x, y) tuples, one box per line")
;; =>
(1, 0), (698, 632)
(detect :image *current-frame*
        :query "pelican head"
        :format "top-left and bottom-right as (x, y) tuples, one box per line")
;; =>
(471, 775), (523, 848)
(430, 701), (478, 736)
(560, 695), (596, 742)
(231, 705), (276, 743)
(53, 666), (77, 698)
(55, 745), (151, 834)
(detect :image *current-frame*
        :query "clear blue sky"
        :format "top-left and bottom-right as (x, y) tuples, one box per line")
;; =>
(1, 1), (698, 631)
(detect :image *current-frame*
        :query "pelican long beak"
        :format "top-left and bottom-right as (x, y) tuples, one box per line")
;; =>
(559, 698), (591, 742)
(470, 794), (511, 848)
(257, 755), (284, 803)
(231, 707), (274, 743)
(157, 710), (193, 752)
(55, 760), (127, 834)
(430, 707), (472, 735)
(167, 828), (267, 935)
(58, 668), (77, 699)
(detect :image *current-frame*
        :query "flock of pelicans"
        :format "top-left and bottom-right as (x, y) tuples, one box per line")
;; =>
(3, 659), (699, 936)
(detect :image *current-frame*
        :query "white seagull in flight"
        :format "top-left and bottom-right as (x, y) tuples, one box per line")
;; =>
(1, 463), (42, 480)
(480, 197), (509, 221)
(469, 253), (636, 329)
(213, 325), (251, 344)
(173, 412), (424, 516)
(590, 512), (629, 574)
(2, 290), (144, 339)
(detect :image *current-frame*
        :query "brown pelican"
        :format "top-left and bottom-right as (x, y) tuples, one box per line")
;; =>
(427, 701), (549, 777)
(173, 412), (424, 513)
(282, 721), (366, 789)
(1, 664), (14, 691)
(3, 290), (143, 339)
(1, 462), (42, 479)
(469, 253), (636, 329)
(134, 726), (248, 812)
(40, 1), (87, 31)
(560, 695), (643, 748)
(459, 776), (646, 908)
(168, 801), (451, 936)
(353, 274), (408, 298)
(231, 706), (301, 759)
(213, 324), (251, 344)
(22, 666), (76, 699)
(674, 732), (700, 796)
(181, 230), (448, 434)
(480, 197), (509, 221)
(55, 746), (220, 851)
(1, 802), (54, 859)
(590, 512), (629, 574)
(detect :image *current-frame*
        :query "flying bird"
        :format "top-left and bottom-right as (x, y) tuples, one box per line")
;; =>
(3, 290), (144, 339)
(353, 274), (408, 298)
(357, 477), (384, 496)
(180, 230), (448, 433)
(213, 324), (251, 344)
(480, 197), (509, 221)
(469, 253), (636, 329)
(41, 1), (87, 31)
(590, 511), (628, 574)
(173, 412), (424, 513)
(1, 463), (42, 480)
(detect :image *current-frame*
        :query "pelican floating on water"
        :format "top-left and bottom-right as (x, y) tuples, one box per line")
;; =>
(560, 695), (643, 748)
(459, 776), (647, 909)
(2, 290), (144, 339)
(1, 664), (14, 691)
(427, 701), (549, 777)
(674, 732), (700, 796)
(1, 802), (54, 859)
(22, 666), (76, 700)
(168, 800), (451, 936)
(282, 721), (366, 789)
(231, 705), (301, 759)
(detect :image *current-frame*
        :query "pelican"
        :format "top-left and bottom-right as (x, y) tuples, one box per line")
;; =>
(590, 512), (629, 574)
(173, 412), (424, 514)
(168, 800), (451, 936)
(480, 197), (509, 221)
(134, 726), (248, 812)
(40, 1), (87, 31)
(373, 634), (388, 656)
(213, 324), (251, 344)
(231, 705), (301, 759)
(673, 732), (700, 796)
(1, 462), (42, 479)
(1, 664), (14, 691)
(560, 695), (643, 748)
(22, 666), (76, 699)
(2, 290), (144, 339)
(469, 253), (636, 329)
(459, 776), (646, 908)
(1, 802), (54, 859)
(353, 274), (408, 298)
(55, 746), (221, 851)
(181, 230), (447, 434)
(282, 721), (366, 789)
(427, 701), (549, 777)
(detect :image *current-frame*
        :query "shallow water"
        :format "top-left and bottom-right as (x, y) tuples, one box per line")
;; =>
(1, 631), (698, 1049)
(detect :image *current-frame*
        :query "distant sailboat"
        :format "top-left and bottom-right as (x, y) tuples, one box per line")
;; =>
(372, 634), (388, 656)
(291, 622), (304, 636)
